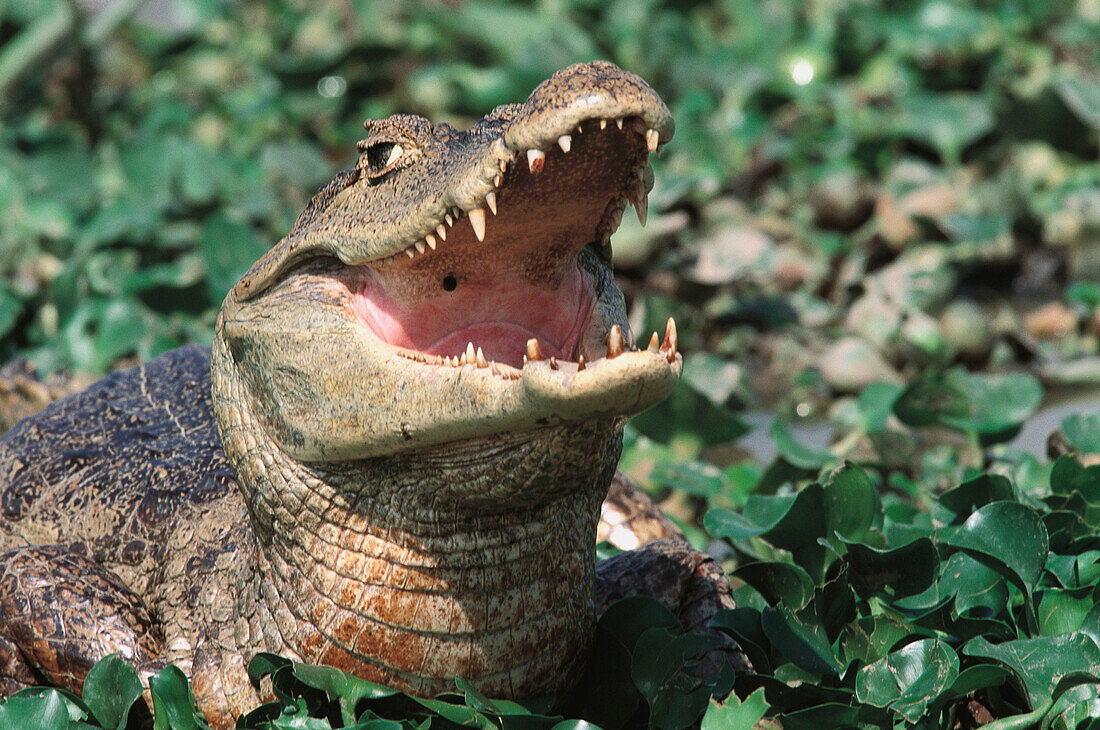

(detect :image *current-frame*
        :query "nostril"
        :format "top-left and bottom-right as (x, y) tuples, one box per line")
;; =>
(442, 275), (457, 292)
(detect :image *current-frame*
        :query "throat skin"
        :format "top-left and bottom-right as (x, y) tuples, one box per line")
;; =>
(212, 332), (624, 697)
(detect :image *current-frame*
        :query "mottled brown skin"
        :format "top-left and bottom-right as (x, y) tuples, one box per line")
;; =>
(0, 63), (739, 728)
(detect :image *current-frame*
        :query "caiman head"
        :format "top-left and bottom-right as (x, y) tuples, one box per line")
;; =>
(210, 62), (681, 698)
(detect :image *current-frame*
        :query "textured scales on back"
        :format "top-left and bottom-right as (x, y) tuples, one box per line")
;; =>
(0, 63), (740, 728)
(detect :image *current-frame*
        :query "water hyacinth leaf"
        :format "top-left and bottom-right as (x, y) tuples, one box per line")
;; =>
(840, 615), (912, 667)
(940, 664), (1009, 701)
(1062, 412), (1100, 456)
(760, 604), (843, 675)
(843, 537), (937, 600)
(963, 634), (1100, 708)
(892, 370), (970, 428)
(939, 371), (1043, 440)
(0, 690), (73, 730)
(822, 462), (878, 541)
(705, 484), (826, 552)
(709, 608), (772, 675)
(734, 561), (814, 610)
(946, 502), (1049, 596)
(937, 552), (1009, 616)
(293, 661), (401, 702)
(699, 689), (769, 730)
(857, 382), (903, 432)
(650, 460), (725, 499)
(0, 284), (20, 339)
(150, 664), (211, 730)
(631, 377), (751, 448)
(892, 92), (995, 162)
(854, 639), (959, 723)
(597, 596), (680, 651)
(1036, 588), (1096, 637)
(200, 213), (270, 304)
(83, 653), (144, 730)
(768, 419), (834, 470)
(1050, 455), (1100, 502)
(938, 474), (1015, 517)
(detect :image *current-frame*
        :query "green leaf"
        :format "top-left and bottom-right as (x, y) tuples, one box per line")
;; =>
(150, 664), (211, 730)
(293, 662), (400, 702)
(699, 690), (769, 730)
(1062, 412), (1100, 456)
(855, 639), (959, 723)
(83, 654), (144, 730)
(768, 419), (834, 470)
(963, 634), (1100, 709)
(938, 552), (1008, 616)
(761, 604), (843, 675)
(705, 484), (826, 552)
(0, 689), (73, 730)
(946, 502), (1049, 596)
(844, 537), (938, 600)
(938, 474), (1016, 517)
(822, 462), (878, 541)
(734, 561), (815, 610)
(631, 379), (750, 448)
(200, 213), (270, 304)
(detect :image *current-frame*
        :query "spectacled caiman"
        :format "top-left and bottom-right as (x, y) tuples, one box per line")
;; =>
(0, 62), (740, 728)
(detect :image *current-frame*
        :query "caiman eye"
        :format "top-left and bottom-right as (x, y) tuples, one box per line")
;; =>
(364, 142), (405, 176)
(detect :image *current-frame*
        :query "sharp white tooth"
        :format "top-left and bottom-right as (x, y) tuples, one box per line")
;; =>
(600, 119), (608, 130)
(558, 135), (571, 153)
(549, 357), (559, 370)
(526, 338), (543, 362)
(527, 149), (545, 174)
(645, 129), (659, 152)
(466, 342), (476, 363)
(445, 213), (454, 226)
(648, 332), (660, 351)
(385, 144), (404, 166)
(577, 124), (583, 134)
(426, 234), (437, 250)
(437, 224), (446, 240)
(616, 118), (624, 130)
(607, 325), (624, 358)
(414, 241), (426, 254)
(405, 248), (415, 258)
(634, 194), (648, 226)
(662, 317), (678, 355)
(485, 191), (497, 215)
(577, 355), (586, 371)
(493, 174), (502, 188)
(499, 159), (508, 172)
(468, 207), (486, 241)
(475, 347), (488, 368)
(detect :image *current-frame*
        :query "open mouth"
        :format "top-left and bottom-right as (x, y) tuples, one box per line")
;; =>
(349, 115), (678, 373)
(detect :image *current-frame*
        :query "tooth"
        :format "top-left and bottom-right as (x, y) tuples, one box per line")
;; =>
(468, 207), (486, 241)
(490, 362), (500, 375)
(577, 355), (586, 371)
(493, 174), (502, 188)
(426, 234), (437, 250)
(405, 248), (415, 259)
(476, 347), (488, 368)
(661, 317), (677, 353)
(648, 332), (660, 351)
(526, 338), (544, 362)
(385, 256), (395, 265)
(527, 149), (545, 174)
(445, 213), (454, 226)
(558, 135), (571, 153)
(616, 118), (624, 130)
(437, 224), (446, 240)
(414, 241), (426, 254)
(607, 325), (624, 358)
(600, 119), (608, 130)
(634, 194), (648, 226)
(485, 191), (497, 215)
(499, 159), (508, 172)
(549, 357), (559, 370)
(646, 129), (659, 152)
(577, 124), (583, 134)
(466, 342), (476, 364)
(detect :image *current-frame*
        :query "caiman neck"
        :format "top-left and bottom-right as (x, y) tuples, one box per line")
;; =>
(211, 332), (622, 697)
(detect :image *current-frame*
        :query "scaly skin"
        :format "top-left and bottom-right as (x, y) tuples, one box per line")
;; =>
(0, 63), (739, 728)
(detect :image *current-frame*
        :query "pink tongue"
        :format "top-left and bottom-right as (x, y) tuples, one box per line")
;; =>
(352, 261), (593, 369)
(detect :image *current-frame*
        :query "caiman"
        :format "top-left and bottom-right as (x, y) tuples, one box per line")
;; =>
(0, 62), (737, 728)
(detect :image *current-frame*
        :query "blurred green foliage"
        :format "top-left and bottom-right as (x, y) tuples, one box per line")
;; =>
(1, 0), (1097, 376)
